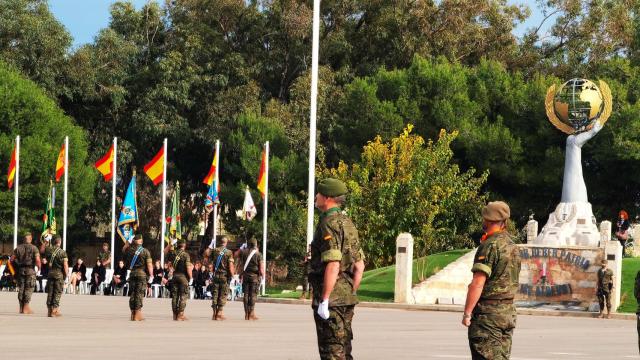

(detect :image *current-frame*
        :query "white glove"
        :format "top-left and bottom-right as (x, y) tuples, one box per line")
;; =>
(64, 278), (69, 285)
(189, 279), (193, 286)
(208, 239), (216, 249)
(317, 299), (330, 320)
(171, 238), (178, 246)
(44, 234), (52, 242)
(233, 274), (239, 282)
(148, 277), (153, 284)
(240, 243), (247, 250)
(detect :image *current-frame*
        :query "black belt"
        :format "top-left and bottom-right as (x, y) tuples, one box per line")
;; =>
(479, 298), (513, 305)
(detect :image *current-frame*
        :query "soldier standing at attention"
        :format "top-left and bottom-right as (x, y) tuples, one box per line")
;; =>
(98, 242), (111, 268)
(239, 237), (263, 320)
(309, 178), (365, 360)
(462, 201), (521, 360)
(123, 234), (153, 321)
(597, 259), (614, 319)
(40, 235), (69, 317)
(204, 235), (235, 320)
(164, 239), (193, 321)
(10, 232), (41, 314)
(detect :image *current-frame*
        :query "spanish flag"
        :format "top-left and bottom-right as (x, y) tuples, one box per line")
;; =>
(95, 145), (115, 181)
(7, 145), (16, 189)
(257, 150), (267, 198)
(202, 150), (218, 186)
(144, 146), (164, 185)
(55, 143), (65, 182)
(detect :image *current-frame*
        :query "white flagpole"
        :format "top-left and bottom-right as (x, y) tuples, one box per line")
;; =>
(261, 141), (269, 295)
(111, 137), (117, 269)
(160, 138), (168, 266)
(13, 135), (20, 249)
(306, 0), (320, 249)
(63, 136), (69, 251)
(212, 139), (220, 248)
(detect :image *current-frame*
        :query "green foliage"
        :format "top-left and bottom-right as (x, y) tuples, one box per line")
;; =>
(322, 126), (487, 267)
(0, 62), (96, 239)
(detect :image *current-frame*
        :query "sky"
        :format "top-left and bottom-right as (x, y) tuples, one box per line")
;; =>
(49, 0), (553, 49)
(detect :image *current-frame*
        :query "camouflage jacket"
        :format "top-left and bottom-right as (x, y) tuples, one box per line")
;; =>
(471, 231), (521, 301)
(167, 249), (191, 277)
(98, 250), (111, 264)
(43, 245), (67, 278)
(124, 245), (152, 277)
(13, 243), (40, 275)
(597, 268), (614, 292)
(310, 208), (364, 307)
(239, 248), (262, 282)
(211, 246), (234, 279)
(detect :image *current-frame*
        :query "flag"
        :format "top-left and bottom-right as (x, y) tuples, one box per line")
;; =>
(257, 150), (267, 198)
(202, 149), (218, 185)
(95, 145), (115, 181)
(165, 181), (182, 243)
(42, 181), (56, 236)
(204, 173), (219, 212)
(117, 173), (138, 243)
(7, 145), (16, 189)
(143, 146), (164, 185)
(55, 143), (65, 182)
(242, 187), (257, 221)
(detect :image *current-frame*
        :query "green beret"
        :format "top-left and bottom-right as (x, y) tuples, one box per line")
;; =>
(482, 201), (510, 222)
(317, 178), (348, 197)
(22, 231), (32, 237)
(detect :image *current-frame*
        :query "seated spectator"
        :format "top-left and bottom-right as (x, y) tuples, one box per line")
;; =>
(192, 261), (205, 299)
(36, 257), (49, 293)
(70, 258), (87, 294)
(0, 265), (15, 291)
(205, 263), (215, 298)
(89, 259), (106, 295)
(110, 260), (128, 295)
(147, 260), (164, 297)
(163, 261), (174, 297)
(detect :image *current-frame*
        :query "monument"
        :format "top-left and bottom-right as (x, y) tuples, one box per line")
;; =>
(534, 78), (612, 247)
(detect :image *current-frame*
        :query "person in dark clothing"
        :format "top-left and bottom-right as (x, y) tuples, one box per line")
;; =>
(69, 258), (87, 294)
(89, 259), (106, 295)
(0, 263), (16, 291)
(192, 261), (205, 299)
(616, 210), (631, 252)
(37, 257), (50, 292)
(110, 260), (128, 295)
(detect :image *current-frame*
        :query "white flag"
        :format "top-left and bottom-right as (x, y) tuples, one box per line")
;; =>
(242, 187), (257, 221)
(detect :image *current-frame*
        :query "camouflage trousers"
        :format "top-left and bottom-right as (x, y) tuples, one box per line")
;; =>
(46, 275), (64, 308)
(313, 304), (355, 360)
(210, 277), (229, 309)
(242, 278), (259, 313)
(171, 274), (189, 313)
(598, 290), (612, 312)
(128, 274), (147, 311)
(468, 303), (516, 360)
(17, 273), (35, 305)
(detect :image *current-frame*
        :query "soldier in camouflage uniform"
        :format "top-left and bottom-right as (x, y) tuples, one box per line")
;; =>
(634, 269), (640, 353)
(309, 178), (365, 360)
(597, 259), (614, 319)
(123, 234), (153, 321)
(39, 235), (69, 317)
(239, 237), (263, 320)
(98, 242), (111, 268)
(165, 239), (193, 320)
(10, 232), (41, 314)
(207, 236), (235, 320)
(462, 201), (521, 360)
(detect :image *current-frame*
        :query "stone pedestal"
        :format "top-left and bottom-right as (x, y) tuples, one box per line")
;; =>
(535, 202), (600, 247)
(600, 221), (612, 242)
(394, 233), (414, 304)
(604, 240), (623, 312)
(527, 219), (538, 244)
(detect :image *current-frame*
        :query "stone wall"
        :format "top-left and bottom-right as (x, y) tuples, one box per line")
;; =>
(517, 244), (604, 308)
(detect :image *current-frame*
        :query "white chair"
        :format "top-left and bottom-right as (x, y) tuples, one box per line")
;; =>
(151, 284), (162, 298)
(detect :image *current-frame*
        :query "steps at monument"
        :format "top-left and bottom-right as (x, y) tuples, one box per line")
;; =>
(411, 249), (477, 305)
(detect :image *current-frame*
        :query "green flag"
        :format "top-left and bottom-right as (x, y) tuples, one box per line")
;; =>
(42, 180), (56, 237)
(165, 181), (182, 243)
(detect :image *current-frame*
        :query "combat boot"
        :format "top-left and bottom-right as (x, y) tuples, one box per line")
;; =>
(130, 311), (135, 321)
(47, 307), (53, 317)
(177, 312), (187, 321)
(23, 303), (33, 314)
(249, 310), (259, 320)
(52, 308), (62, 317)
(19, 302), (24, 314)
(212, 308), (217, 320)
(173, 311), (178, 321)
(134, 310), (145, 321)
(216, 308), (226, 321)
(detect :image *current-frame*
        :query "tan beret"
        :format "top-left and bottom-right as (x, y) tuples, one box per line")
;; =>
(482, 201), (510, 222)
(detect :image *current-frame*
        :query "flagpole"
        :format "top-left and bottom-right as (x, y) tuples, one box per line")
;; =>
(13, 135), (20, 249)
(111, 137), (117, 269)
(261, 141), (269, 296)
(212, 139), (220, 248)
(63, 136), (69, 251)
(306, 0), (320, 249)
(160, 138), (168, 267)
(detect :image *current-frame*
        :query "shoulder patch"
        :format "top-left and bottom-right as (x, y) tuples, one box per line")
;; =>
(324, 234), (332, 241)
(477, 256), (485, 261)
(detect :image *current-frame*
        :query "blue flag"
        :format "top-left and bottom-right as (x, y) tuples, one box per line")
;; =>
(204, 174), (219, 211)
(117, 173), (139, 243)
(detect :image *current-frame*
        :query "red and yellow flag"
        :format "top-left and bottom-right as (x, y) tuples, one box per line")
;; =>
(202, 150), (218, 186)
(55, 143), (65, 182)
(257, 150), (267, 198)
(144, 146), (164, 185)
(95, 145), (114, 181)
(7, 145), (16, 189)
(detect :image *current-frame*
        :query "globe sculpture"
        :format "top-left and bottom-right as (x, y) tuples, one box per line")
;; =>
(534, 78), (612, 247)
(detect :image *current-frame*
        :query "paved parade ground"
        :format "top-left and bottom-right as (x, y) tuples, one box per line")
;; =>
(0, 292), (638, 360)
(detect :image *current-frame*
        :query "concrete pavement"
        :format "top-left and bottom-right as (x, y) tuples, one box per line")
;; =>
(0, 292), (637, 359)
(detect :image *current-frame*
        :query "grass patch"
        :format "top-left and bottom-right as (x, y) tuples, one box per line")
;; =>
(619, 257), (640, 313)
(264, 249), (470, 303)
